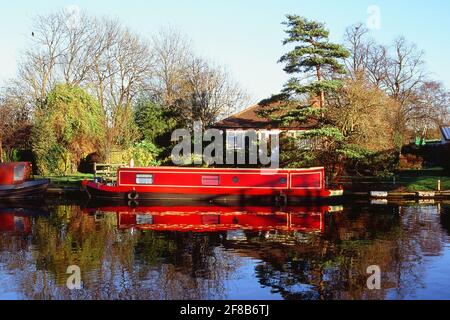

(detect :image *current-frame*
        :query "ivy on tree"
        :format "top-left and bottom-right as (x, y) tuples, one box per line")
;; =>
(32, 84), (105, 175)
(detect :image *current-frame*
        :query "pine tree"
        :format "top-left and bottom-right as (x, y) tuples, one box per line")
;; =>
(260, 15), (350, 171)
(280, 15), (349, 107)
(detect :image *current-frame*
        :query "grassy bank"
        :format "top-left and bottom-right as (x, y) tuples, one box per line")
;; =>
(36, 173), (93, 188)
(339, 168), (450, 192)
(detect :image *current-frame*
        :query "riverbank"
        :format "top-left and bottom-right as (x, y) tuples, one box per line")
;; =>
(36, 173), (92, 196)
(338, 168), (450, 192)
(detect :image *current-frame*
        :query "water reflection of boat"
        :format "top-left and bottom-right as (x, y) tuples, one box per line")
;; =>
(84, 205), (343, 233)
(0, 206), (48, 235)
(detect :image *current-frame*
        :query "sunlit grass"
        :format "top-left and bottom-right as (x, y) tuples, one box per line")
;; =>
(35, 173), (93, 187)
(403, 176), (450, 191)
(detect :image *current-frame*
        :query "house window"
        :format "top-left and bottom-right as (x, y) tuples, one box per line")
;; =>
(13, 164), (25, 182)
(136, 174), (154, 185)
(226, 130), (246, 150)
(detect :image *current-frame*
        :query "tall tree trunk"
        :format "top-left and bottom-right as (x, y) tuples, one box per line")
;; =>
(316, 66), (325, 119)
(316, 66), (324, 108)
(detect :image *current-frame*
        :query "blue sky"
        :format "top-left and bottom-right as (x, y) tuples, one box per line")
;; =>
(1, 0), (449, 103)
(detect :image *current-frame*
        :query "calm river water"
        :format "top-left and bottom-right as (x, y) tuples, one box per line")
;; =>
(1, 200), (450, 300)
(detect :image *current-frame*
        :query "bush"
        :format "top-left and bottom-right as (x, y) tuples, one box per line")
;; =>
(32, 84), (105, 175)
(121, 140), (161, 167)
(344, 149), (398, 177)
(399, 154), (423, 170)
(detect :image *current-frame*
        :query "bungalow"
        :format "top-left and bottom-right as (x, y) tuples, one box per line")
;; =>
(212, 102), (317, 150)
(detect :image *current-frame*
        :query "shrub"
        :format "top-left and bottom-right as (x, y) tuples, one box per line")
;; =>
(32, 84), (105, 175)
(121, 140), (161, 167)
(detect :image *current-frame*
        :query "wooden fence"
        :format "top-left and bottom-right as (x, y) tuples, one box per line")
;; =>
(93, 163), (126, 183)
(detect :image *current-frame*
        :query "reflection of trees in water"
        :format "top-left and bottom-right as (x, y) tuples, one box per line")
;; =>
(133, 231), (240, 299)
(0, 206), (240, 300)
(224, 205), (448, 300)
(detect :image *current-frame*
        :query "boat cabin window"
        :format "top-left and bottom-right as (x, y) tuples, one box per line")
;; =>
(202, 175), (220, 186)
(13, 164), (26, 182)
(136, 214), (153, 225)
(136, 174), (154, 185)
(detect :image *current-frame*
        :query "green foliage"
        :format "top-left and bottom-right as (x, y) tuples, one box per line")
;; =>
(280, 15), (349, 76)
(344, 149), (398, 177)
(299, 126), (345, 141)
(32, 84), (105, 175)
(2, 148), (21, 162)
(279, 15), (349, 80)
(133, 98), (178, 163)
(134, 99), (177, 144)
(121, 140), (161, 167)
(111, 104), (140, 149)
(283, 78), (345, 96)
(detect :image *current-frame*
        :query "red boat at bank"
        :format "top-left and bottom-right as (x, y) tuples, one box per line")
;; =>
(0, 162), (49, 199)
(82, 166), (343, 203)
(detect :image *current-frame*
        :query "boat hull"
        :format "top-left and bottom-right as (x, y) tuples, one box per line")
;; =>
(83, 181), (343, 205)
(0, 180), (50, 199)
(82, 167), (343, 204)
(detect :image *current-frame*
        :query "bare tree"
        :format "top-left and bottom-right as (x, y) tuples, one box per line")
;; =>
(385, 37), (427, 106)
(0, 85), (32, 162)
(175, 57), (248, 127)
(407, 81), (450, 137)
(18, 12), (67, 103)
(58, 13), (101, 86)
(365, 44), (389, 88)
(90, 21), (155, 148)
(344, 23), (372, 78)
(344, 29), (430, 144)
(150, 28), (248, 126)
(151, 27), (192, 106)
(344, 24), (388, 87)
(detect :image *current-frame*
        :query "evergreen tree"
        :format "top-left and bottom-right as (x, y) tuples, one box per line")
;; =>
(279, 15), (349, 107)
(134, 99), (176, 144)
(260, 15), (350, 174)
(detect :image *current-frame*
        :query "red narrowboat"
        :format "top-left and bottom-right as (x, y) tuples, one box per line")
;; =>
(0, 162), (49, 199)
(82, 166), (343, 203)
